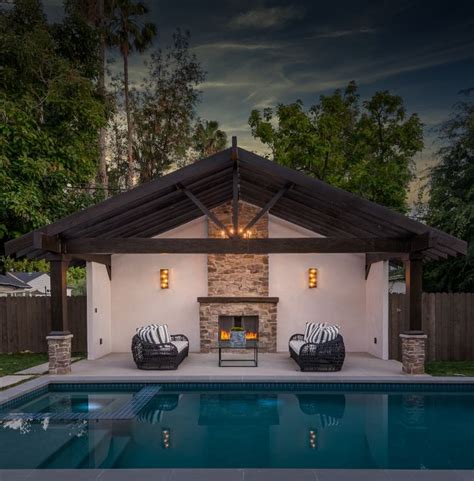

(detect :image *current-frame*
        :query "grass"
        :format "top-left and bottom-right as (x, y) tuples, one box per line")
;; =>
(426, 361), (474, 377)
(0, 352), (48, 377)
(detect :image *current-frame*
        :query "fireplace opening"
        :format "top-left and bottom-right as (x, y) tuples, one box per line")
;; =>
(218, 315), (258, 341)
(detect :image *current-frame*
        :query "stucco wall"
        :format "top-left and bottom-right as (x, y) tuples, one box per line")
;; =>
(87, 262), (112, 360)
(87, 208), (389, 358)
(110, 217), (208, 353)
(366, 261), (389, 359)
(268, 216), (368, 353)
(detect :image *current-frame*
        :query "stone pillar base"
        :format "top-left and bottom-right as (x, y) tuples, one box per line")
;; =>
(400, 331), (427, 375)
(47, 333), (73, 374)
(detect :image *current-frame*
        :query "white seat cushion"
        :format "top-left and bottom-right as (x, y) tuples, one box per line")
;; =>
(289, 340), (306, 355)
(171, 340), (188, 353)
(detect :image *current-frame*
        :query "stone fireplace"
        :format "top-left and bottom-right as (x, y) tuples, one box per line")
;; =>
(198, 201), (278, 352)
(218, 315), (259, 341)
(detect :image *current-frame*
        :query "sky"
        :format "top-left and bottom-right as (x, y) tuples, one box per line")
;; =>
(44, 0), (474, 196)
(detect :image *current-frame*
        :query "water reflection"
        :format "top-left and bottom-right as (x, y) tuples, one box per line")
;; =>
(297, 394), (346, 427)
(137, 394), (181, 424)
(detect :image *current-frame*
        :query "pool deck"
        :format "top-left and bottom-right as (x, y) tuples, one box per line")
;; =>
(2, 353), (474, 481)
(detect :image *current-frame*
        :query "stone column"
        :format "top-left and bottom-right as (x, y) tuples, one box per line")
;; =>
(47, 333), (73, 374)
(400, 331), (427, 374)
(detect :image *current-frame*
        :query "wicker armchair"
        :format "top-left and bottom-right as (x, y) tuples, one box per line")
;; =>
(289, 333), (345, 372)
(132, 334), (189, 370)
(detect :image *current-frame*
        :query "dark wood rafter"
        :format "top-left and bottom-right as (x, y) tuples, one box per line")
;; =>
(177, 183), (231, 236)
(231, 136), (239, 237)
(4, 143), (467, 261)
(63, 236), (432, 255)
(243, 182), (293, 232)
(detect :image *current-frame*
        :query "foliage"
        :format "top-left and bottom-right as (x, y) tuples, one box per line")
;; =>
(423, 97), (474, 292)
(0, 0), (107, 250)
(193, 120), (228, 158)
(249, 82), (423, 212)
(107, 0), (157, 188)
(108, 30), (207, 184)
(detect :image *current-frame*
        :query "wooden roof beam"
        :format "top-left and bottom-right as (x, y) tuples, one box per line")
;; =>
(64, 236), (415, 255)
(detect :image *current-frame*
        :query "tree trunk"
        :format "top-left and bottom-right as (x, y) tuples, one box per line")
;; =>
(123, 51), (134, 189)
(97, 0), (108, 195)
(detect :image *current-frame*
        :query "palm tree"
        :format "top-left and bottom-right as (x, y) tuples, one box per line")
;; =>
(74, 0), (113, 194)
(108, 0), (156, 188)
(193, 120), (228, 158)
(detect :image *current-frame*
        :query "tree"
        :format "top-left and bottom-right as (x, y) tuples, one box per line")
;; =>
(193, 120), (228, 158)
(114, 30), (205, 183)
(423, 96), (474, 292)
(0, 0), (106, 245)
(249, 82), (423, 212)
(107, 0), (156, 189)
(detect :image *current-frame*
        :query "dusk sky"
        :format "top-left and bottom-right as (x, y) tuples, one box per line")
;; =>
(45, 0), (474, 188)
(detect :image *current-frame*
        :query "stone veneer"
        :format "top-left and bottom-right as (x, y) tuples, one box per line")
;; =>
(207, 201), (268, 296)
(400, 331), (427, 374)
(199, 301), (277, 352)
(199, 200), (277, 352)
(47, 333), (73, 374)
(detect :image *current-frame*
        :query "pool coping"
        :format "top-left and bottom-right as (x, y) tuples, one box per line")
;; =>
(0, 468), (474, 481)
(3, 373), (474, 407)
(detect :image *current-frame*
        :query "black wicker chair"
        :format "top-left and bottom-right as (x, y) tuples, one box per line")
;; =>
(289, 333), (345, 372)
(132, 334), (189, 370)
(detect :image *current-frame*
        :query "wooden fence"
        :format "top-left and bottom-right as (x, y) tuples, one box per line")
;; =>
(0, 296), (87, 353)
(389, 293), (474, 361)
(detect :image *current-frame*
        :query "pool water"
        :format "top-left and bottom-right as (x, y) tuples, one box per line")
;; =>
(1, 383), (474, 469)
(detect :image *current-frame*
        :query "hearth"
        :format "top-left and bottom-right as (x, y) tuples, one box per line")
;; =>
(218, 315), (258, 341)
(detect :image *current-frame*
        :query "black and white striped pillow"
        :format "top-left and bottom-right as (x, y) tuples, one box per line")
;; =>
(137, 324), (170, 344)
(155, 324), (170, 344)
(312, 325), (340, 344)
(304, 322), (325, 342)
(137, 325), (160, 344)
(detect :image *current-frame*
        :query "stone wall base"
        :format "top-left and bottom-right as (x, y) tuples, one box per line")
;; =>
(47, 333), (73, 374)
(400, 331), (427, 375)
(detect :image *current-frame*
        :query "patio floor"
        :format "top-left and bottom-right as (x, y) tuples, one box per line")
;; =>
(59, 351), (423, 382)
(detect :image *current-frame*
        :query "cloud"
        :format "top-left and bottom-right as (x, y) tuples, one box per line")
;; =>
(193, 42), (281, 52)
(199, 81), (253, 90)
(229, 6), (305, 30)
(310, 27), (376, 39)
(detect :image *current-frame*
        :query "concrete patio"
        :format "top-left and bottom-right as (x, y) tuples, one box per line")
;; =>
(60, 352), (418, 382)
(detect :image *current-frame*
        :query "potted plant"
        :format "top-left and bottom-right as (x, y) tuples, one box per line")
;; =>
(229, 326), (246, 346)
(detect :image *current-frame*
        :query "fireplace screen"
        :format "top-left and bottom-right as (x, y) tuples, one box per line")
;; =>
(218, 315), (258, 341)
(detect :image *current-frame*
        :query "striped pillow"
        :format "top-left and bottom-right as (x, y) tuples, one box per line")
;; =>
(156, 324), (171, 344)
(137, 325), (160, 344)
(311, 325), (340, 344)
(137, 324), (170, 344)
(304, 322), (325, 342)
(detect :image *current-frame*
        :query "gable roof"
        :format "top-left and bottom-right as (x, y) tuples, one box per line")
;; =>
(10, 271), (47, 283)
(0, 273), (32, 290)
(5, 145), (467, 261)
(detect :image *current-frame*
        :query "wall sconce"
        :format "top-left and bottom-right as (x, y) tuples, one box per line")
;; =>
(309, 428), (317, 449)
(308, 268), (318, 288)
(160, 269), (169, 289)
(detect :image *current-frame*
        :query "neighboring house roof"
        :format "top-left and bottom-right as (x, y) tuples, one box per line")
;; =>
(9, 271), (47, 283)
(4, 143), (467, 261)
(0, 273), (32, 290)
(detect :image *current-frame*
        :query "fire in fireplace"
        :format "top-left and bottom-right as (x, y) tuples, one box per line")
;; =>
(218, 315), (258, 341)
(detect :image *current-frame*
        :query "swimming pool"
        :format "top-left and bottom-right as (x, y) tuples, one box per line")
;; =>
(1, 382), (474, 469)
